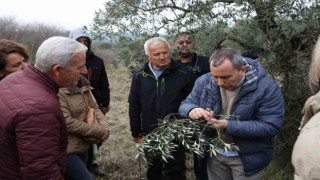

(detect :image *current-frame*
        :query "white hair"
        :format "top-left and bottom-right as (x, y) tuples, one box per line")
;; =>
(35, 36), (87, 73)
(309, 36), (320, 94)
(144, 37), (170, 56)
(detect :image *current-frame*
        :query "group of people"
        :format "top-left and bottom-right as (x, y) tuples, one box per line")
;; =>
(0, 28), (110, 179)
(0, 28), (319, 180)
(129, 33), (285, 180)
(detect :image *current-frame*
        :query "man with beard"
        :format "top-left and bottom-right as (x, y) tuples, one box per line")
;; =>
(173, 32), (210, 180)
(173, 31), (210, 79)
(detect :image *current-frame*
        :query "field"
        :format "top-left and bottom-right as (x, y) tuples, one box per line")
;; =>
(96, 63), (145, 179)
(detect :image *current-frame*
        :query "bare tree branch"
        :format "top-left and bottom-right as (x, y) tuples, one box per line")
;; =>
(207, 0), (234, 3)
(130, 4), (193, 13)
(129, 0), (235, 13)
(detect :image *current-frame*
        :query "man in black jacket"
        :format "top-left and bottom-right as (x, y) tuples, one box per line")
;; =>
(69, 28), (110, 177)
(173, 31), (210, 180)
(173, 31), (210, 79)
(129, 37), (195, 180)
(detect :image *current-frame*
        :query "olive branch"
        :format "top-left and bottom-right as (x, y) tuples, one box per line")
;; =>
(136, 113), (239, 162)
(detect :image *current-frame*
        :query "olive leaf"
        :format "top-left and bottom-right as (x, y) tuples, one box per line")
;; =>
(136, 113), (239, 163)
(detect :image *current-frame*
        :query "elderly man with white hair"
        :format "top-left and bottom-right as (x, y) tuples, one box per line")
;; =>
(0, 36), (88, 179)
(129, 37), (195, 180)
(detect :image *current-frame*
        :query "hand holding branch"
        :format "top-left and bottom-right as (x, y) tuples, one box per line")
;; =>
(208, 118), (228, 129)
(188, 108), (213, 120)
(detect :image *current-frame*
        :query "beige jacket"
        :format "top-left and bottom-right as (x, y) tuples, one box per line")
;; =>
(292, 91), (320, 180)
(58, 77), (108, 154)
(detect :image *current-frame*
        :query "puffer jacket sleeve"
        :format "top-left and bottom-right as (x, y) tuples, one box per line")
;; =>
(97, 57), (110, 108)
(128, 72), (143, 137)
(16, 111), (66, 179)
(58, 92), (105, 139)
(179, 74), (210, 117)
(226, 78), (285, 137)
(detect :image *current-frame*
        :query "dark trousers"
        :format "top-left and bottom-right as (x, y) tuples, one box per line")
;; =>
(146, 145), (186, 180)
(87, 143), (102, 169)
(87, 145), (94, 169)
(194, 152), (208, 180)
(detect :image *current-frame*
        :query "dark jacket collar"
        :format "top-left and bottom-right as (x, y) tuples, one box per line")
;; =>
(143, 60), (181, 76)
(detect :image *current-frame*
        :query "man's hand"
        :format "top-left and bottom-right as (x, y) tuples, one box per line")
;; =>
(132, 136), (143, 144)
(208, 118), (228, 129)
(188, 108), (213, 120)
(100, 128), (110, 141)
(100, 106), (110, 115)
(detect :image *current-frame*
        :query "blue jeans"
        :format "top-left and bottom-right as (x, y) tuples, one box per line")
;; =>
(65, 153), (93, 180)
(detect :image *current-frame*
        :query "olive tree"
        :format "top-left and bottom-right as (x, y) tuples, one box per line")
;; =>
(91, 0), (320, 178)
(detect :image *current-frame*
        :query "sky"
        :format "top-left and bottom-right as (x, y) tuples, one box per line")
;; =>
(0, 0), (106, 30)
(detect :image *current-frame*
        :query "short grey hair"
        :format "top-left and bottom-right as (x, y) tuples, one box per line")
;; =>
(209, 48), (245, 70)
(144, 37), (170, 56)
(35, 36), (87, 73)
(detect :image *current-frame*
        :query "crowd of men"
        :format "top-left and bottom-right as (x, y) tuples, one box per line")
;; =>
(0, 30), (288, 180)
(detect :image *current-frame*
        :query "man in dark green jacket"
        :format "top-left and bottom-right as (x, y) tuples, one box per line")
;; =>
(129, 37), (195, 180)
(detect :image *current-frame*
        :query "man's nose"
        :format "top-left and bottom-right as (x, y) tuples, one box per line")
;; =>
(81, 65), (88, 74)
(159, 53), (166, 59)
(217, 78), (224, 86)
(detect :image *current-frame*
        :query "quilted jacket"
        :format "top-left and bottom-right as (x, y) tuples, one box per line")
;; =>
(0, 65), (68, 179)
(179, 58), (285, 175)
(58, 76), (108, 154)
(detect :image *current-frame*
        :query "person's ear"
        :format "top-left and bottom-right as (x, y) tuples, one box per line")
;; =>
(241, 66), (247, 74)
(52, 64), (62, 76)
(191, 42), (195, 49)
(145, 55), (150, 61)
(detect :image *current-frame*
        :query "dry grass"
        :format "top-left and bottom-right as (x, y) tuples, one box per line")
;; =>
(95, 62), (146, 180)
(92, 59), (195, 180)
